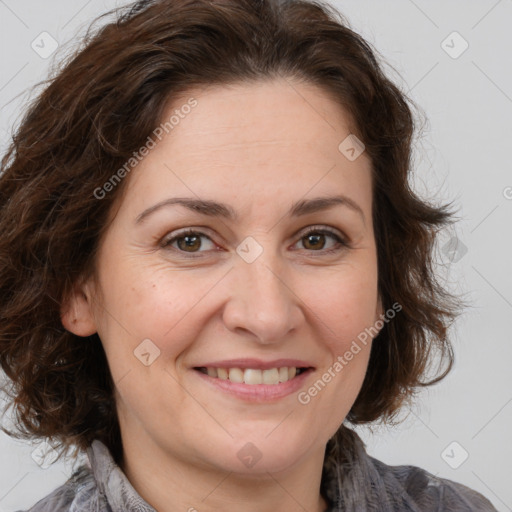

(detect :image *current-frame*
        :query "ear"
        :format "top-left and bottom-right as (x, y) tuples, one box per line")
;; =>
(60, 279), (98, 337)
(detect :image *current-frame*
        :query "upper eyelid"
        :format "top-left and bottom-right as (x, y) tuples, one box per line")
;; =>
(162, 225), (347, 248)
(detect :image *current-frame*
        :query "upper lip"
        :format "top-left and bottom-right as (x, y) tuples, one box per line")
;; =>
(193, 358), (315, 370)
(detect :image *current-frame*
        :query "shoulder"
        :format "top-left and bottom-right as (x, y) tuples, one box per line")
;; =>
(322, 428), (498, 512)
(15, 464), (107, 512)
(370, 456), (498, 511)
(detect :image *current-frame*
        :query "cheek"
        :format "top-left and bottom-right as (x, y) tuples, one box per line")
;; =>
(93, 254), (219, 361)
(309, 262), (379, 349)
(305, 266), (377, 417)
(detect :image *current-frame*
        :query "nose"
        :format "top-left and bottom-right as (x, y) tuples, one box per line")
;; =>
(221, 251), (304, 344)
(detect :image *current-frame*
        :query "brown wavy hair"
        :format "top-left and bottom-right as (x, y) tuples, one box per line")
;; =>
(0, 0), (461, 465)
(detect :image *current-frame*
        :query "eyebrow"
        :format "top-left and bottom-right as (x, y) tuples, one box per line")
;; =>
(135, 195), (365, 224)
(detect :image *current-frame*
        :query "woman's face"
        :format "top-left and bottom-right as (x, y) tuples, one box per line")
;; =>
(68, 78), (382, 475)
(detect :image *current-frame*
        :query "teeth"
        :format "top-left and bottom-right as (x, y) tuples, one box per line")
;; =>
(201, 366), (301, 385)
(217, 368), (228, 380)
(244, 369), (263, 384)
(262, 368), (279, 384)
(228, 368), (244, 383)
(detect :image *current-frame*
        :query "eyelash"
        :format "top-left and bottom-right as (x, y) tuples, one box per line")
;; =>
(160, 225), (349, 258)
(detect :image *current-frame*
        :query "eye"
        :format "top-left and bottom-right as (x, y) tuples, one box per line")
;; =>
(292, 226), (348, 254)
(161, 229), (216, 255)
(160, 225), (349, 258)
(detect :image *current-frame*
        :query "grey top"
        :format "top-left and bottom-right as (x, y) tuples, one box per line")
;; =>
(17, 427), (497, 511)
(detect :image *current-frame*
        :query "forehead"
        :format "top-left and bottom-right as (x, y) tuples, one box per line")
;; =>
(119, 78), (373, 222)
(162, 78), (359, 162)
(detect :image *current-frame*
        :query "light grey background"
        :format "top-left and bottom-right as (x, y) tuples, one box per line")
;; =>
(0, 1), (511, 511)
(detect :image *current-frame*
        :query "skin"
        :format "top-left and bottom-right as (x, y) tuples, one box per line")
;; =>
(62, 77), (383, 512)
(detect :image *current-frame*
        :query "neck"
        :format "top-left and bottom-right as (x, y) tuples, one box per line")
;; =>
(120, 427), (330, 512)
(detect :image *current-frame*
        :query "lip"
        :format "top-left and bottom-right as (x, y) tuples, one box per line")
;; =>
(192, 366), (314, 402)
(191, 358), (315, 370)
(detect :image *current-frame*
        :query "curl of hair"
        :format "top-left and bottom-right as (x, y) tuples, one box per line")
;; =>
(0, 0), (462, 465)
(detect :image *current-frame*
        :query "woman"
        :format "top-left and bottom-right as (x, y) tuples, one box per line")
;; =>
(0, 0), (497, 510)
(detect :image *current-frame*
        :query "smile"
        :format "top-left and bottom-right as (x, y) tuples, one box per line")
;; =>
(195, 366), (309, 385)
(193, 366), (314, 402)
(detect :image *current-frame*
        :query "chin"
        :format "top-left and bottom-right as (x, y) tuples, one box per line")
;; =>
(201, 432), (316, 475)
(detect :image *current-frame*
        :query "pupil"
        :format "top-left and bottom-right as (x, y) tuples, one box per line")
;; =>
(305, 233), (324, 250)
(179, 235), (200, 251)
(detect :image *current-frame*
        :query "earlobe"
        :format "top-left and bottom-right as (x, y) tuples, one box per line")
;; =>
(60, 281), (97, 337)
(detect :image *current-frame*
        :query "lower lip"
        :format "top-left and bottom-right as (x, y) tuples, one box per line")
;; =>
(192, 368), (313, 402)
